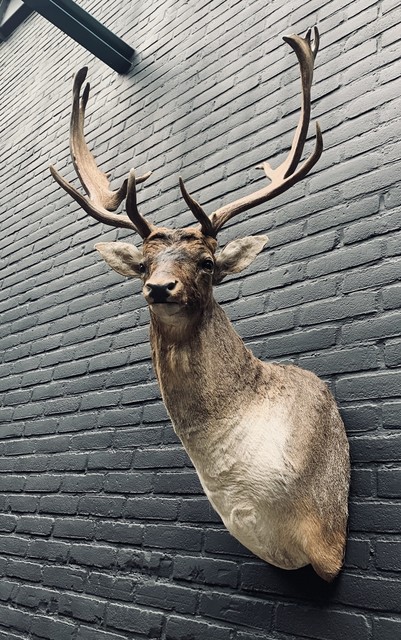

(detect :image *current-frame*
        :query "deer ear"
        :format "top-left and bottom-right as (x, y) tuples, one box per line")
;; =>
(213, 235), (268, 284)
(95, 242), (144, 278)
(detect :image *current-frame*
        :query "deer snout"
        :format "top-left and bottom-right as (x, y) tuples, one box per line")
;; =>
(144, 280), (179, 304)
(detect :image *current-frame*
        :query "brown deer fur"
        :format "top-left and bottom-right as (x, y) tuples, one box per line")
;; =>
(96, 228), (350, 582)
(50, 29), (350, 581)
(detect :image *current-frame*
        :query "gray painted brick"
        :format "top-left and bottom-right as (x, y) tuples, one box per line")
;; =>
(199, 591), (274, 630)
(299, 346), (379, 376)
(378, 468), (401, 498)
(106, 602), (164, 635)
(95, 521), (143, 545)
(383, 400), (401, 428)
(136, 581), (197, 614)
(340, 404), (381, 433)
(31, 616), (76, 640)
(373, 617), (401, 640)
(165, 615), (231, 640)
(384, 339), (401, 367)
(173, 555), (238, 588)
(336, 372), (401, 401)
(307, 239), (383, 278)
(276, 604), (370, 639)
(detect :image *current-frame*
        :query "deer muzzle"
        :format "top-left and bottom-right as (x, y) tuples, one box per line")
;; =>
(144, 280), (179, 304)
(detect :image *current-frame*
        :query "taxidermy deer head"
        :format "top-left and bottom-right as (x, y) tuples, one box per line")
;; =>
(50, 28), (350, 582)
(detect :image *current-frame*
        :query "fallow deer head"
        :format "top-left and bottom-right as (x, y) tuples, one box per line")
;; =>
(50, 29), (321, 326)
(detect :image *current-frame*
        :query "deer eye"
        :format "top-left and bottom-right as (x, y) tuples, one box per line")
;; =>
(200, 258), (214, 272)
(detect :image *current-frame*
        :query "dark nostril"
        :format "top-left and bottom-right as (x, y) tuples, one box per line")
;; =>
(145, 281), (178, 303)
(166, 281), (177, 291)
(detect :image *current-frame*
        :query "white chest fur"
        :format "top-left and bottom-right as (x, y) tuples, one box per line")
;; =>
(175, 397), (309, 570)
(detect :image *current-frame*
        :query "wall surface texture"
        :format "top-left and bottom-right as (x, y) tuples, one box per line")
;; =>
(1, 0), (401, 638)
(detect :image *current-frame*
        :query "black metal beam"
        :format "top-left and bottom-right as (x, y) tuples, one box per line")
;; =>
(21, 0), (134, 73)
(0, 0), (33, 41)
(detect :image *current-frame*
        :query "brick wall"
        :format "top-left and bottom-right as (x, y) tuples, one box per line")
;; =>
(0, 0), (400, 638)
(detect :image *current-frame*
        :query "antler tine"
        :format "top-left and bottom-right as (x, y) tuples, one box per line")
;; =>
(50, 67), (153, 237)
(280, 26), (319, 179)
(180, 28), (322, 237)
(179, 178), (215, 237)
(49, 164), (139, 230)
(70, 67), (126, 212)
(126, 170), (155, 238)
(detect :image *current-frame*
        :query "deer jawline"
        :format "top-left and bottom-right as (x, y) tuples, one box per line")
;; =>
(149, 302), (185, 320)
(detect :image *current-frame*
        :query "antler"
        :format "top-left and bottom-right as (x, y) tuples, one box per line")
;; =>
(50, 67), (154, 238)
(180, 27), (323, 237)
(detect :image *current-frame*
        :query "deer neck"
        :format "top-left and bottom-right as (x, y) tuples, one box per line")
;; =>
(149, 300), (266, 439)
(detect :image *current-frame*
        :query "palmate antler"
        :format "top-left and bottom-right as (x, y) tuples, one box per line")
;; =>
(50, 67), (154, 238)
(180, 27), (322, 237)
(50, 29), (322, 240)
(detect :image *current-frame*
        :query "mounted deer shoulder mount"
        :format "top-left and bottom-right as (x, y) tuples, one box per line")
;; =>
(50, 28), (350, 582)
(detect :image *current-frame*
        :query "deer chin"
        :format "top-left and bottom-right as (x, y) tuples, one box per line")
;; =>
(149, 302), (187, 324)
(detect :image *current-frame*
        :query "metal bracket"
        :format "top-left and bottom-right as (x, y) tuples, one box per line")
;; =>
(0, 0), (32, 41)
(21, 0), (134, 73)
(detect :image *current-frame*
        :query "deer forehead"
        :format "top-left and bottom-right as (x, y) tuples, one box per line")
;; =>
(143, 227), (217, 262)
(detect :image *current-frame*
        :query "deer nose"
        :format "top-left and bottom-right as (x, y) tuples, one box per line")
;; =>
(144, 281), (178, 303)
